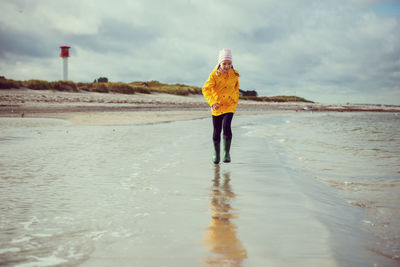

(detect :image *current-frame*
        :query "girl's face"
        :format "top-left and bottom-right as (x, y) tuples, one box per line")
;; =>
(220, 60), (232, 72)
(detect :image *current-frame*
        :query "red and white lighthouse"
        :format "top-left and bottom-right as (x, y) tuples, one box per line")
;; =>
(59, 46), (71, 81)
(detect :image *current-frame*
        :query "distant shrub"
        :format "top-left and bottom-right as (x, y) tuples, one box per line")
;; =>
(76, 82), (89, 91)
(22, 80), (78, 92)
(239, 89), (258, 97)
(0, 76), (23, 89)
(50, 81), (78, 92)
(89, 83), (109, 93)
(271, 96), (312, 102)
(240, 95), (313, 103)
(240, 96), (260, 101)
(95, 77), (109, 83)
(147, 80), (162, 87)
(23, 80), (52, 90)
(131, 86), (151, 94)
(107, 82), (137, 94)
(78, 82), (108, 93)
(188, 86), (202, 94)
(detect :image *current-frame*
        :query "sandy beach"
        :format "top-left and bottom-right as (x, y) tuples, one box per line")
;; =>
(0, 115), (342, 266)
(0, 89), (399, 266)
(1, 89), (399, 125)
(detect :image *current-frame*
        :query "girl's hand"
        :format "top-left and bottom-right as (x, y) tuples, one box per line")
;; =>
(212, 103), (220, 111)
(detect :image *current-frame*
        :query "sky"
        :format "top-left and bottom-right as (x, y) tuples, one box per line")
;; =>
(0, 0), (399, 104)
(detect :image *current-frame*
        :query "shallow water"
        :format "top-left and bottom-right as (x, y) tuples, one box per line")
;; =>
(0, 113), (399, 266)
(0, 118), (214, 266)
(243, 112), (400, 265)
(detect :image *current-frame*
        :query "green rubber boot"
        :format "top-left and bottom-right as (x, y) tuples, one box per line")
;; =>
(223, 138), (232, 163)
(213, 142), (220, 164)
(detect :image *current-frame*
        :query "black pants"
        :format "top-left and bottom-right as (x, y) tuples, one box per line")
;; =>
(212, 113), (233, 143)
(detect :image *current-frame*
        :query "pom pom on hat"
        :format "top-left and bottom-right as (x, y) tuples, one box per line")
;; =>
(218, 48), (232, 64)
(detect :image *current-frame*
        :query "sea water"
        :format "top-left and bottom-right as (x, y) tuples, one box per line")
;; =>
(240, 112), (400, 265)
(0, 112), (399, 266)
(0, 117), (215, 266)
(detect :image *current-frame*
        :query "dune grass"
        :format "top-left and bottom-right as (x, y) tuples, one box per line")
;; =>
(0, 77), (200, 95)
(135, 80), (202, 96)
(77, 82), (151, 94)
(0, 77), (23, 89)
(0, 76), (313, 102)
(240, 95), (313, 103)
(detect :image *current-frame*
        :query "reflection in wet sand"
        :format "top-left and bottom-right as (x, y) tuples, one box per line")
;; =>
(204, 165), (247, 266)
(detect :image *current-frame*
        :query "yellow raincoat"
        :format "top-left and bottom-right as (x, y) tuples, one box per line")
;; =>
(202, 68), (240, 116)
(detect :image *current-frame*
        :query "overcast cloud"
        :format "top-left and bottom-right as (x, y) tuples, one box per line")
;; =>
(0, 0), (399, 104)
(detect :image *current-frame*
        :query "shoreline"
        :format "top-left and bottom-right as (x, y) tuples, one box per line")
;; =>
(1, 89), (399, 125)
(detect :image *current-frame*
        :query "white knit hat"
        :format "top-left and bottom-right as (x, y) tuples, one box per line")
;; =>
(218, 48), (232, 64)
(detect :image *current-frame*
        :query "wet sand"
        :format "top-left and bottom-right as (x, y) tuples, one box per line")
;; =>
(1, 89), (399, 266)
(76, 118), (339, 267)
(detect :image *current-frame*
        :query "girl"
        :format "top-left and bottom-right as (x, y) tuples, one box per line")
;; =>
(202, 48), (240, 164)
